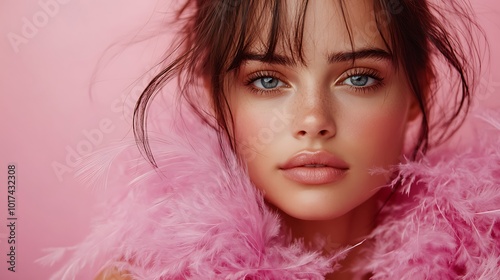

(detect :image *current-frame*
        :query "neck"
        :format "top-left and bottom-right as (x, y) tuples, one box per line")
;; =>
(276, 194), (381, 279)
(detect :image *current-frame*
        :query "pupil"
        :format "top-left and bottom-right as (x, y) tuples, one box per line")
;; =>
(351, 75), (368, 86)
(261, 77), (278, 89)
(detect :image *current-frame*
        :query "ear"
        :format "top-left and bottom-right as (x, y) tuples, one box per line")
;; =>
(407, 94), (421, 122)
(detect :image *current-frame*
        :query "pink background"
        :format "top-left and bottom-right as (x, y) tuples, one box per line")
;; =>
(0, 1), (499, 279)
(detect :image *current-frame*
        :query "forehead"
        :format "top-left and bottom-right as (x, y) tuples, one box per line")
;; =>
(243, 0), (389, 63)
(306, 0), (385, 49)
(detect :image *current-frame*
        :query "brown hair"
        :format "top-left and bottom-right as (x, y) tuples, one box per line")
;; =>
(134, 0), (482, 167)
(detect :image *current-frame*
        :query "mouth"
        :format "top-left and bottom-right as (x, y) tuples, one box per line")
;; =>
(279, 151), (349, 185)
(303, 164), (328, 167)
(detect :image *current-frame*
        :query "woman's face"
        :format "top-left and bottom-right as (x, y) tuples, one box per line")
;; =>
(227, 0), (417, 220)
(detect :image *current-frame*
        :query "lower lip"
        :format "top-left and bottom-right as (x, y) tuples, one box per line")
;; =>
(280, 167), (348, 185)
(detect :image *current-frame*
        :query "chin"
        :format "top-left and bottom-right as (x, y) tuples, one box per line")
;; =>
(274, 199), (355, 221)
(289, 211), (346, 221)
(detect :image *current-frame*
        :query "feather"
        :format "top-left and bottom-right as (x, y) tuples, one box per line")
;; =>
(44, 99), (500, 279)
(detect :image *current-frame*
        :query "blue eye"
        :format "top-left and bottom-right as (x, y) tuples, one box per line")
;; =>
(252, 76), (285, 90)
(343, 75), (377, 87)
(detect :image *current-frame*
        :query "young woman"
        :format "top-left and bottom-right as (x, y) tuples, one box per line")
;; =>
(48, 0), (499, 279)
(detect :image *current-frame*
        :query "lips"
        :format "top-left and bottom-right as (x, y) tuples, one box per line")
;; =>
(279, 151), (349, 185)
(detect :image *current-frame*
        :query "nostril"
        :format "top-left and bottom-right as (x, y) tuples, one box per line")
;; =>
(296, 129), (333, 138)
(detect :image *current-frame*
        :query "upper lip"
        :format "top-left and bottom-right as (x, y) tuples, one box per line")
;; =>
(279, 150), (349, 170)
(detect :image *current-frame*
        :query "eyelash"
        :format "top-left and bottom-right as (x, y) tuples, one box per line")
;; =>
(244, 71), (287, 95)
(244, 68), (384, 95)
(340, 68), (384, 93)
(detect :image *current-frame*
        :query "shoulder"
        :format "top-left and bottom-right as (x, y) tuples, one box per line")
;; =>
(95, 268), (132, 280)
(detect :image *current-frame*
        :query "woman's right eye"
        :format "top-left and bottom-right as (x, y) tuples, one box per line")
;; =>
(251, 76), (286, 90)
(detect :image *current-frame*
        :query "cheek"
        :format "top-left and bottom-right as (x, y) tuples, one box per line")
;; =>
(231, 102), (291, 195)
(344, 98), (410, 166)
(233, 107), (277, 162)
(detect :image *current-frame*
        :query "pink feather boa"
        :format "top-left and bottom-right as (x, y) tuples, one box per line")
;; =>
(41, 98), (500, 279)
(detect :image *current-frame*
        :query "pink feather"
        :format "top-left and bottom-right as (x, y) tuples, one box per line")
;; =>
(41, 100), (500, 279)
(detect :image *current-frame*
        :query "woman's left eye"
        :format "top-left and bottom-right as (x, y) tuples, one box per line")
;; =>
(342, 75), (378, 87)
(252, 76), (286, 90)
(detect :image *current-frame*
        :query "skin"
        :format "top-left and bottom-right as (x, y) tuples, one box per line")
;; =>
(226, 1), (418, 276)
(95, 268), (131, 280)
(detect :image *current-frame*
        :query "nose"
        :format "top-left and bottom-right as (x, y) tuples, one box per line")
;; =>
(292, 90), (336, 140)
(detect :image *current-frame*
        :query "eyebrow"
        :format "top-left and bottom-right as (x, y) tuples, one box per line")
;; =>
(327, 48), (392, 63)
(241, 53), (296, 66)
(241, 48), (392, 66)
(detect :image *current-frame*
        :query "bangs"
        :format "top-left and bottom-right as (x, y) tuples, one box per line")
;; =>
(223, 0), (310, 71)
(217, 0), (397, 72)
